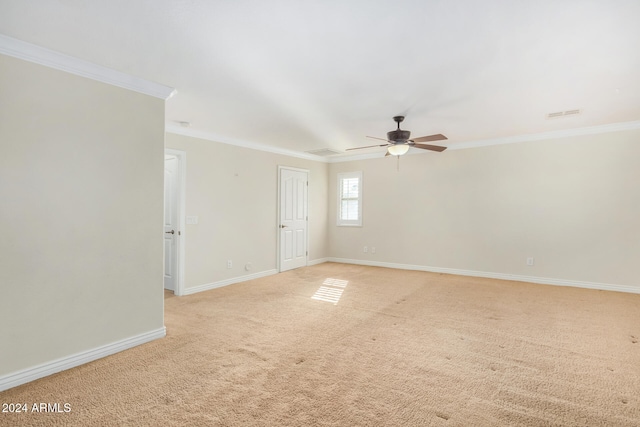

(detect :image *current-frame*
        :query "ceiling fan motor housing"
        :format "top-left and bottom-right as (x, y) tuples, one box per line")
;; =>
(387, 129), (411, 143)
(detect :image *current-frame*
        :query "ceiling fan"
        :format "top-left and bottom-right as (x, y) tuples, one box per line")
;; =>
(347, 116), (447, 156)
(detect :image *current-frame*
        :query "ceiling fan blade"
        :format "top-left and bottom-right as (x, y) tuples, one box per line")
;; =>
(412, 143), (447, 152)
(346, 143), (390, 151)
(412, 134), (448, 143)
(385, 151), (391, 157)
(366, 136), (391, 142)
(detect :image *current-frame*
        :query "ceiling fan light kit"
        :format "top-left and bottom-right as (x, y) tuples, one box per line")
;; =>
(347, 115), (448, 157)
(387, 144), (410, 156)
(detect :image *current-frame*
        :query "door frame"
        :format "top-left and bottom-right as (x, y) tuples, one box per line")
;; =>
(165, 148), (186, 296)
(277, 165), (310, 272)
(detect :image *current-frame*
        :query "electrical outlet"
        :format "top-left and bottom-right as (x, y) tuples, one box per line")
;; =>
(526, 257), (534, 266)
(363, 246), (368, 253)
(227, 260), (233, 269)
(371, 247), (376, 254)
(245, 262), (252, 271)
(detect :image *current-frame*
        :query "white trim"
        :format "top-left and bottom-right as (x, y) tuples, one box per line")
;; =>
(166, 123), (328, 162)
(0, 327), (166, 392)
(182, 269), (279, 296)
(337, 171), (363, 227)
(165, 149), (186, 296)
(0, 34), (175, 100)
(278, 166), (310, 174)
(307, 258), (329, 266)
(277, 166), (282, 272)
(329, 120), (640, 163)
(327, 258), (640, 294)
(445, 120), (640, 151)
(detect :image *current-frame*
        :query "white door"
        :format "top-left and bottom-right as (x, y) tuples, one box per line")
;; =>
(279, 168), (308, 272)
(164, 155), (178, 291)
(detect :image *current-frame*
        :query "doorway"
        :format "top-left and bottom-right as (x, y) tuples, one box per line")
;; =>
(164, 149), (186, 295)
(278, 166), (309, 272)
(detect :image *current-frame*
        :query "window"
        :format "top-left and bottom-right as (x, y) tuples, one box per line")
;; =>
(337, 171), (362, 226)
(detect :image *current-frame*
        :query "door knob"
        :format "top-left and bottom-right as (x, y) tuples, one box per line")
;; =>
(280, 225), (288, 228)
(165, 230), (175, 234)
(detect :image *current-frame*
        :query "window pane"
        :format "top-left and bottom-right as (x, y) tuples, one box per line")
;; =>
(342, 178), (359, 199)
(341, 200), (359, 220)
(337, 171), (362, 226)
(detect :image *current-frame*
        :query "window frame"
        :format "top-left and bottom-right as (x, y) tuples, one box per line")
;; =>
(337, 171), (363, 227)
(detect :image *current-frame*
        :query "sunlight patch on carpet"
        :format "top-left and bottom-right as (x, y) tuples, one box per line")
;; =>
(323, 278), (348, 288)
(311, 278), (349, 304)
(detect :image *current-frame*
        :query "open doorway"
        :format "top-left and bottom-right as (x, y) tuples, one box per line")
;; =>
(164, 149), (186, 295)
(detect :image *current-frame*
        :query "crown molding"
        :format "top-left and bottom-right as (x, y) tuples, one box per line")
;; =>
(0, 34), (175, 100)
(329, 120), (640, 162)
(446, 120), (640, 151)
(165, 123), (329, 163)
(166, 118), (640, 164)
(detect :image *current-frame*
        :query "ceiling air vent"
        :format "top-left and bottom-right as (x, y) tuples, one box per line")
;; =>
(306, 148), (341, 156)
(546, 109), (581, 119)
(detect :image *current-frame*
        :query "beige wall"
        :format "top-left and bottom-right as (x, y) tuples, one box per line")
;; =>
(329, 129), (640, 289)
(1, 48), (636, 386)
(0, 55), (166, 375)
(165, 133), (328, 290)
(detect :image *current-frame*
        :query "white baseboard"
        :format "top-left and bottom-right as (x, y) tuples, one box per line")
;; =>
(327, 258), (639, 294)
(307, 257), (330, 266)
(182, 269), (279, 295)
(0, 327), (166, 392)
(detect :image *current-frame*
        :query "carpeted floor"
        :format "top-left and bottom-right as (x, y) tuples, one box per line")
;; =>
(1, 263), (639, 426)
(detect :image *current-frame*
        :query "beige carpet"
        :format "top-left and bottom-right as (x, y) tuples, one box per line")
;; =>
(1, 263), (639, 426)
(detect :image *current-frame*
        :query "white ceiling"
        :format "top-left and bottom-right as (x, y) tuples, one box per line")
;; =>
(1, 0), (639, 158)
